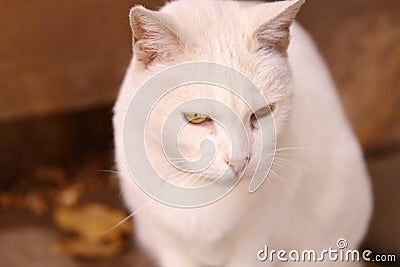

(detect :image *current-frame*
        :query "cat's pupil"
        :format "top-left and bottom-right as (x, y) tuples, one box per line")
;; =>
(250, 114), (258, 130)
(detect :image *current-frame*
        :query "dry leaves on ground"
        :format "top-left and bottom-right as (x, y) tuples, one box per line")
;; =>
(53, 203), (132, 259)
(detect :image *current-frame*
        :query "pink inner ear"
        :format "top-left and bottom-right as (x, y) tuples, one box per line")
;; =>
(130, 7), (184, 66)
(254, 21), (290, 53)
(252, 0), (305, 53)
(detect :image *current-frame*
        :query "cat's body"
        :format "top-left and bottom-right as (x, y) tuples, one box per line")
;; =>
(113, 0), (372, 266)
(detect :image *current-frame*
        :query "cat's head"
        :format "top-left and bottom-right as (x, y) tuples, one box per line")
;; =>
(125, 0), (304, 186)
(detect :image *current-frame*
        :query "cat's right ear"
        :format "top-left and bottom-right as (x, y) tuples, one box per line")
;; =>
(129, 6), (183, 66)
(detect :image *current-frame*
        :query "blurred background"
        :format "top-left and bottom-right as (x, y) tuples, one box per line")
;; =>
(0, 0), (399, 266)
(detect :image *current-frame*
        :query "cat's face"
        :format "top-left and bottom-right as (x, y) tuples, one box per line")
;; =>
(126, 0), (304, 186)
(144, 83), (274, 185)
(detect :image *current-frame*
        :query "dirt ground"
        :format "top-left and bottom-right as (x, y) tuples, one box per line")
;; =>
(0, 149), (398, 267)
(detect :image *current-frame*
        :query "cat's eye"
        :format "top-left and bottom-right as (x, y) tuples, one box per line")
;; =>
(250, 104), (276, 129)
(184, 112), (210, 124)
(254, 104), (275, 117)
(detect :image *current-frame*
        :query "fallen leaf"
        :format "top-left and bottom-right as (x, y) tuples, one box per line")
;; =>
(53, 237), (124, 259)
(53, 202), (132, 258)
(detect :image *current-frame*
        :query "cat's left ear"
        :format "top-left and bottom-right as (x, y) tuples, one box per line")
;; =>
(129, 6), (184, 66)
(252, 0), (305, 53)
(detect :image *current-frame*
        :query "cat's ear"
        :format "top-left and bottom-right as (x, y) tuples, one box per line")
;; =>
(253, 0), (305, 53)
(129, 6), (183, 66)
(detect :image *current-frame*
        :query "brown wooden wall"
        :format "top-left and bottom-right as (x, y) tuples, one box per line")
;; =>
(1, 0), (399, 151)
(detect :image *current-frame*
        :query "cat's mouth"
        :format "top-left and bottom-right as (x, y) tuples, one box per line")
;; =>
(218, 164), (251, 183)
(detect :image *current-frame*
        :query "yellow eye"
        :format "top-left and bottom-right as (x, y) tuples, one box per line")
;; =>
(251, 104), (276, 129)
(253, 104), (275, 118)
(184, 112), (209, 124)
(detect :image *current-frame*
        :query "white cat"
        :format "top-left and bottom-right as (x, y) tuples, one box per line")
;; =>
(113, 0), (372, 266)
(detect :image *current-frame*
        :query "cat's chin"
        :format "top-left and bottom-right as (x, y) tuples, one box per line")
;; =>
(211, 168), (250, 185)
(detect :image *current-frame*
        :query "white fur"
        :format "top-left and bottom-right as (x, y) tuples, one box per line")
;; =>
(113, 0), (372, 266)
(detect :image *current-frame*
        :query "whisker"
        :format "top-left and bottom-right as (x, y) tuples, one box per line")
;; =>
(162, 164), (197, 177)
(180, 173), (200, 187)
(273, 152), (297, 157)
(155, 160), (194, 170)
(162, 157), (198, 161)
(188, 173), (208, 187)
(171, 171), (194, 184)
(101, 201), (150, 235)
(163, 157), (189, 159)
(153, 160), (191, 168)
(97, 169), (120, 174)
(178, 173), (201, 187)
(269, 168), (293, 192)
(165, 170), (187, 179)
(192, 174), (206, 186)
(273, 157), (311, 172)
(199, 174), (210, 186)
(275, 147), (311, 152)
